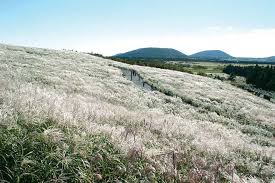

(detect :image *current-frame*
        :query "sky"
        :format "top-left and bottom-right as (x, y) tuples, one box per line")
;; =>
(0, 0), (275, 57)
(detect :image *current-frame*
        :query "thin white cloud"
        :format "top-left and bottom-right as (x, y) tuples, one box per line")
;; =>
(226, 26), (233, 31)
(90, 28), (275, 57)
(220, 28), (275, 57)
(207, 26), (222, 31)
(207, 26), (234, 32)
(30, 27), (274, 58)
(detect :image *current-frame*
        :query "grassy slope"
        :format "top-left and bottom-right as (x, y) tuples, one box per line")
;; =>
(0, 44), (274, 182)
(0, 117), (157, 182)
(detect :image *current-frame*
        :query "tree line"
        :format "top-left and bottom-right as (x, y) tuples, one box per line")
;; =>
(109, 57), (195, 74)
(223, 65), (275, 91)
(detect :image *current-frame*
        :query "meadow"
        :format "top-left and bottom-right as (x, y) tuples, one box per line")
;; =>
(0, 44), (274, 182)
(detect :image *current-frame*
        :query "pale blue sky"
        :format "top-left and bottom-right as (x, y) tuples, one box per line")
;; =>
(0, 0), (274, 57)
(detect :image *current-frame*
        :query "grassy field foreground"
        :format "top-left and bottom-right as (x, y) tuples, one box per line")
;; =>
(0, 116), (159, 182)
(0, 44), (274, 182)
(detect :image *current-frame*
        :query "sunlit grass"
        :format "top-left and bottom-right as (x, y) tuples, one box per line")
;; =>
(0, 115), (167, 182)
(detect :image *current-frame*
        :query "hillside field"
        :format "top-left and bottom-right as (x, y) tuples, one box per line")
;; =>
(0, 44), (274, 182)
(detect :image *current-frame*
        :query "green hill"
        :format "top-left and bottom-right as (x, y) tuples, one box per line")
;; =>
(115, 47), (187, 59)
(190, 50), (233, 59)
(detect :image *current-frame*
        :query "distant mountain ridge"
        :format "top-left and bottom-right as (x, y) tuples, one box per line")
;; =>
(114, 47), (187, 59)
(267, 56), (275, 62)
(190, 50), (233, 59)
(113, 47), (275, 63)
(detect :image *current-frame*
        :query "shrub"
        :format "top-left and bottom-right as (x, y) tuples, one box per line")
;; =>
(197, 72), (207, 76)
